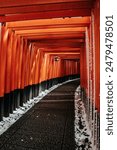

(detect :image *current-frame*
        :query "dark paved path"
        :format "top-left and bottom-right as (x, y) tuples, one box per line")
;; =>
(0, 80), (79, 150)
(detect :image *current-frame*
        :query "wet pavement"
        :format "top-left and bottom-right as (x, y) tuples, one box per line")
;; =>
(0, 80), (79, 150)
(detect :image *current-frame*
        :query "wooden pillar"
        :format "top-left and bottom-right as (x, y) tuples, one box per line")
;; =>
(0, 23), (4, 120)
(0, 26), (9, 117)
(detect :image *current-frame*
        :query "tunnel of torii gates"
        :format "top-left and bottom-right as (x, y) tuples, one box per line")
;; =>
(0, 0), (99, 145)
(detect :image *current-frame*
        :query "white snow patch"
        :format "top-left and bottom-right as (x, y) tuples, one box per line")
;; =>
(74, 86), (93, 150)
(0, 78), (78, 135)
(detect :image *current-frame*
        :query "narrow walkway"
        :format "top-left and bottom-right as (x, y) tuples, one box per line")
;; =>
(0, 80), (79, 150)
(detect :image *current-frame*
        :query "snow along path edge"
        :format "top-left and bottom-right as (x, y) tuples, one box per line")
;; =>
(74, 85), (93, 150)
(0, 78), (79, 135)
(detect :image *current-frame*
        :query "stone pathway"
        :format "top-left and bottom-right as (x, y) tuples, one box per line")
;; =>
(0, 80), (79, 150)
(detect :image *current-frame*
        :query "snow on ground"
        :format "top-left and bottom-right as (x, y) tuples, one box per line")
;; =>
(74, 86), (92, 150)
(0, 79), (78, 135)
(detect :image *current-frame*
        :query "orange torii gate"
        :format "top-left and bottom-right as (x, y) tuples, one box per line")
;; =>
(0, 0), (100, 149)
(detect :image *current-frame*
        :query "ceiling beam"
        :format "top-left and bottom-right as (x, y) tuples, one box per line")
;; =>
(30, 43), (84, 49)
(46, 52), (80, 54)
(6, 17), (90, 29)
(32, 38), (84, 43)
(15, 27), (85, 35)
(0, 0), (92, 8)
(10, 24), (88, 31)
(23, 33), (85, 40)
(40, 47), (81, 52)
(0, 2), (92, 15)
(48, 53), (80, 59)
(0, 9), (91, 22)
